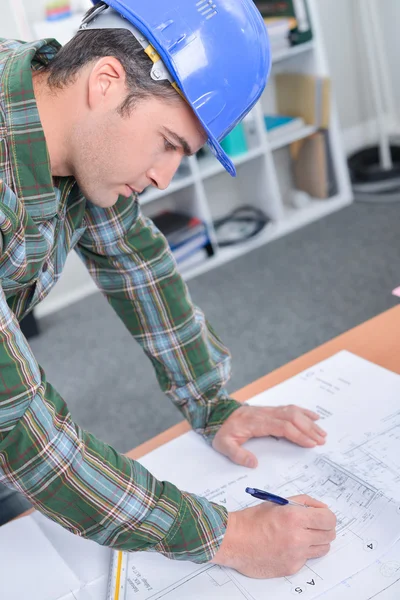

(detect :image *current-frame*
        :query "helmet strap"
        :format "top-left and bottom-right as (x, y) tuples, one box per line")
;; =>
(78, 4), (185, 99)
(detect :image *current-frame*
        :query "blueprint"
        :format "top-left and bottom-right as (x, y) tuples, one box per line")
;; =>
(322, 539), (400, 600)
(122, 453), (399, 600)
(319, 406), (400, 599)
(118, 352), (400, 600)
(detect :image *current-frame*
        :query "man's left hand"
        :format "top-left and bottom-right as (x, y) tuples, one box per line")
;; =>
(212, 405), (327, 468)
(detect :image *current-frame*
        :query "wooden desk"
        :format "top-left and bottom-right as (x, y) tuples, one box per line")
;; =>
(127, 305), (400, 460)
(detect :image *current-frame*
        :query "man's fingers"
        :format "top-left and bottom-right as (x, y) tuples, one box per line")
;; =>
(289, 495), (337, 532)
(292, 414), (327, 445)
(275, 406), (327, 442)
(272, 410), (326, 446)
(285, 409), (327, 443)
(219, 439), (258, 468)
(250, 406), (326, 447)
(300, 410), (327, 437)
(231, 406), (326, 447)
(270, 420), (319, 448)
(290, 495), (328, 509)
(307, 528), (336, 545)
(230, 446), (258, 468)
(306, 508), (337, 531)
(307, 544), (331, 559)
(301, 408), (326, 428)
(248, 415), (316, 447)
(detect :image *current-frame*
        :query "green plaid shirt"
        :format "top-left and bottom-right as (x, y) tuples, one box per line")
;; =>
(0, 38), (241, 562)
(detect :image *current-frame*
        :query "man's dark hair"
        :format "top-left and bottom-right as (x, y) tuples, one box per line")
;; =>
(43, 3), (178, 115)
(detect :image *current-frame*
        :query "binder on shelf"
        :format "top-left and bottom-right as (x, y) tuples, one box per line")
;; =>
(220, 123), (248, 157)
(275, 72), (331, 129)
(290, 129), (338, 199)
(254, 0), (313, 45)
(151, 211), (212, 266)
(171, 231), (210, 264)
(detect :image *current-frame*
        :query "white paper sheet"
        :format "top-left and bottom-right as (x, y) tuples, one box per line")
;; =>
(32, 511), (111, 587)
(0, 516), (81, 600)
(0, 512), (110, 600)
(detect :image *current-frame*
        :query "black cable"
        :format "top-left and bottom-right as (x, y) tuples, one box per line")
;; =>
(213, 205), (270, 247)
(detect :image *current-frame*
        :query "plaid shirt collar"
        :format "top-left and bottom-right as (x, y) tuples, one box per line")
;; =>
(2, 38), (64, 220)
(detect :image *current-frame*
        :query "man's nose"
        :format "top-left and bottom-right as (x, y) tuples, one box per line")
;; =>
(146, 154), (183, 190)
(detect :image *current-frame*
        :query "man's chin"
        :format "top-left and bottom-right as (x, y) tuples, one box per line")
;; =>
(80, 188), (120, 208)
(74, 177), (119, 208)
(85, 197), (118, 209)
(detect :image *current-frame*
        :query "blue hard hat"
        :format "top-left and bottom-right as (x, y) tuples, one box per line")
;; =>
(88, 0), (271, 176)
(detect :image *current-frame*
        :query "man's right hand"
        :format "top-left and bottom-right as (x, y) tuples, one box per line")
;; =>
(212, 495), (337, 579)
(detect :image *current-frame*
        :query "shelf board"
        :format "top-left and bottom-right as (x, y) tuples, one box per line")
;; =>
(272, 41), (315, 64)
(268, 125), (318, 151)
(198, 146), (265, 180)
(139, 172), (194, 205)
(279, 194), (352, 232)
(181, 193), (352, 282)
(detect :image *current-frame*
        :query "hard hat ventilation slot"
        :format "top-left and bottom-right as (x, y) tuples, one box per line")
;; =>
(196, 0), (218, 20)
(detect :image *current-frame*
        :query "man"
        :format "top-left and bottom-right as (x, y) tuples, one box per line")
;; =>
(0, 0), (336, 579)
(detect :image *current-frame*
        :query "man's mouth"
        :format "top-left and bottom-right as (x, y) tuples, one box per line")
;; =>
(125, 185), (143, 195)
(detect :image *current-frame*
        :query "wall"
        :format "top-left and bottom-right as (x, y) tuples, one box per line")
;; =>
(319, 0), (400, 148)
(0, 1), (21, 39)
(379, 2), (400, 118)
(317, 0), (374, 131)
(17, 0), (91, 24)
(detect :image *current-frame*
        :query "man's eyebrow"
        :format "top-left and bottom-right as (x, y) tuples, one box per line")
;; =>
(163, 127), (194, 156)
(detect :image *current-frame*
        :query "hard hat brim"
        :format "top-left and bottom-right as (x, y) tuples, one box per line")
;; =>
(206, 136), (237, 177)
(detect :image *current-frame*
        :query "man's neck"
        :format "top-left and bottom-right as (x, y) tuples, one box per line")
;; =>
(32, 70), (73, 178)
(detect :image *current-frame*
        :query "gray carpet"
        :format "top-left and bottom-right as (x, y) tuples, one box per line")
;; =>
(31, 203), (400, 453)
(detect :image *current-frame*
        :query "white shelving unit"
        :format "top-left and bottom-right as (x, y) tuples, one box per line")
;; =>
(12, 0), (353, 316)
(140, 0), (352, 282)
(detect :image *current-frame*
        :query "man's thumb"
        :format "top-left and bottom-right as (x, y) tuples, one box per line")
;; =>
(229, 445), (258, 469)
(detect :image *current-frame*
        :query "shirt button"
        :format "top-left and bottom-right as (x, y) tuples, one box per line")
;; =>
(42, 262), (48, 273)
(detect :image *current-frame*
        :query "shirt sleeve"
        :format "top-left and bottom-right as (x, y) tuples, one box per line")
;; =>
(0, 187), (228, 563)
(75, 195), (241, 442)
(0, 283), (228, 561)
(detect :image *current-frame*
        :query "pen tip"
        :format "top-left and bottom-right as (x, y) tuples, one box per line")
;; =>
(245, 487), (255, 494)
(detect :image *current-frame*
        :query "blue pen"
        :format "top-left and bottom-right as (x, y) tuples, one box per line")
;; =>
(245, 487), (307, 507)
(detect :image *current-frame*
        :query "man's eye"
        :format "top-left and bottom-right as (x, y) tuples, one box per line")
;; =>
(164, 139), (177, 152)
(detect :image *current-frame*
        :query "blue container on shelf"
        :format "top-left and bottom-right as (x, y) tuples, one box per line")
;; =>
(220, 123), (248, 157)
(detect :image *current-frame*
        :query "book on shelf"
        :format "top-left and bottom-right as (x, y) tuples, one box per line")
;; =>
(151, 211), (211, 266)
(152, 211), (204, 246)
(264, 17), (291, 52)
(269, 40), (292, 55)
(265, 17), (292, 36)
(255, 0), (313, 45)
(290, 129), (338, 199)
(171, 231), (210, 264)
(264, 114), (305, 140)
(176, 246), (209, 270)
(275, 72), (331, 129)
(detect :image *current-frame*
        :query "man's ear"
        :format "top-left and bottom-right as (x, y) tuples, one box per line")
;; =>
(87, 56), (126, 111)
